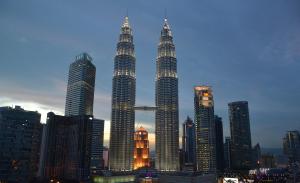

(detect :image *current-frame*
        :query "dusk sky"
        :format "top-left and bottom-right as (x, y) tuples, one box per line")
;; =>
(1, 0), (300, 149)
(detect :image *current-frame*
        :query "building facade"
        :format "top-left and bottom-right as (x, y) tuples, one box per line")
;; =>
(224, 137), (232, 170)
(155, 18), (179, 171)
(41, 112), (93, 182)
(65, 52), (96, 116)
(283, 130), (300, 163)
(182, 116), (196, 167)
(229, 101), (253, 170)
(215, 115), (224, 172)
(252, 143), (261, 168)
(109, 16), (136, 171)
(194, 86), (217, 173)
(0, 106), (42, 182)
(91, 119), (105, 175)
(134, 126), (150, 170)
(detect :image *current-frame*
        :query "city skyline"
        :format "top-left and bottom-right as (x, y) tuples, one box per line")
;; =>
(1, 0), (300, 150)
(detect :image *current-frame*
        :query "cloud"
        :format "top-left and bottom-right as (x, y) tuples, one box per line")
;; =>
(259, 27), (300, 64)
(0, 78), (113, 123)
(0, 97), (63, 123)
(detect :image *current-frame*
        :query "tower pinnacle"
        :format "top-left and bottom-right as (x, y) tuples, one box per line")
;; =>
(162, 18), (172, 37)
(122, 16), (130, 28)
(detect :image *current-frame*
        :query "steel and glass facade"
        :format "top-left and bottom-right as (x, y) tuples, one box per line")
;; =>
(65, 53), (96, 116)
(224, 137), (232, 170)
(194, 86), (216, 173)
(283, 130), (300, 163)
(91, 119), (105, 175)
(182, 116), (196, 165)
(155, 18), (179, 171)
(109, 16), (136, 171)
(0, 106), (42, 182)
(42, 112), (93, 181)
(228, 101), (252, 170)
(215, 115), (224, 172)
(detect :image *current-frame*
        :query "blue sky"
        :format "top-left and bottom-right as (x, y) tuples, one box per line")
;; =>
(1, 0), (300, 149)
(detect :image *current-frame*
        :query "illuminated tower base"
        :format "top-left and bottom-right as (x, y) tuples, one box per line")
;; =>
(134, 126), (150, 170)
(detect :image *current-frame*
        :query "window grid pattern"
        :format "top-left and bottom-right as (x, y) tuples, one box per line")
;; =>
(194, 86), (217, 173)
(155, 19), (179, 171)
(109, 17), (136, 171)
(65, 53), (96, 116)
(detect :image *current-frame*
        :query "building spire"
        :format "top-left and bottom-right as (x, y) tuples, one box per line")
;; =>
(122, 16), (130, 28)
(162, 17), (172, 37)
(164, 8), (167, 20)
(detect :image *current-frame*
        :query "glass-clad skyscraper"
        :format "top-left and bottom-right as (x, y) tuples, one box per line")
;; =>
(228, 101), (252, 170)
(283, 130), (300, 163)
(0, 106), (42, 182)
(194, 86), (216, 173)
(215, 115), (224, 172)
(65, 53), (96, 116)
(182, 116), (196, 165)
(155, 18), (179, 171)
(109, 16), (136, 171)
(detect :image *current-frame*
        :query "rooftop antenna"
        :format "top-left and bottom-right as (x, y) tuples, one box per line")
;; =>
(126, 8), (129, 17)
(164, 8), (168, 20)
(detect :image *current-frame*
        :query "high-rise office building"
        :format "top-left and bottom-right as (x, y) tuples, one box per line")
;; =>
(65, 52), (96, 116)
(182, 116), (196, 166)
(0, 106), (42, 182)
(283, 130), (300, 163)
(155, 18), (179, 171)
(103, 147), (109, 169)
(228, 101), (252, 170)
(41, 112), (93, 181)
(194, 86), (216, 173)
(91, 119), (105, 175)
(215, 115), (224, 172)
(224, 137), (232, 170)
(253, 143), (261, 168)
(133, 126), (150, 170)
(109, 16), (136, 171)
(259, 154), (276, 168)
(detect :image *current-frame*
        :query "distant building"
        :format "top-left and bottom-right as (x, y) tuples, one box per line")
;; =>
(37, 124), (48, 178)
(134, 126), (150, 170)
(65, 52), (96, 116)
(224, 137), (232, 170)
(229, 101), (253, 170)
(110, 16), (136, 171)
(155, 18), (179, 171)
(260, 154), (276, 168)
(0, 106), (42, 182)
(274, 154), (289, 168)
(182, 116), (196, 168)
(103, 147), (109, 169)
(64, 53), (103, 176)
(91, 119), (105, 175)
(252, 143), (261, 168)
(215, 115), (224, 172)
(283, 130), (300, 163)
(41, 112), (93, 182)
(159, 173), (216, 183)
(194, 86), (217, 173)
(103, 146), (109, 170)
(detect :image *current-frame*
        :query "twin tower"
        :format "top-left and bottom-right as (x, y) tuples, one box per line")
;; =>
(109, 16), (179, 171)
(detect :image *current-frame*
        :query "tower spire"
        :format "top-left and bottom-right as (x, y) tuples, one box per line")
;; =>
(164, 8), (167, 20)
(122, 15), (130, 28)
(155, 15), (179, 171)
(110, 16), (136, 171)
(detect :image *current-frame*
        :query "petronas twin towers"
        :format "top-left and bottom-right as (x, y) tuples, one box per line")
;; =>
(109, 16), (179, 171)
